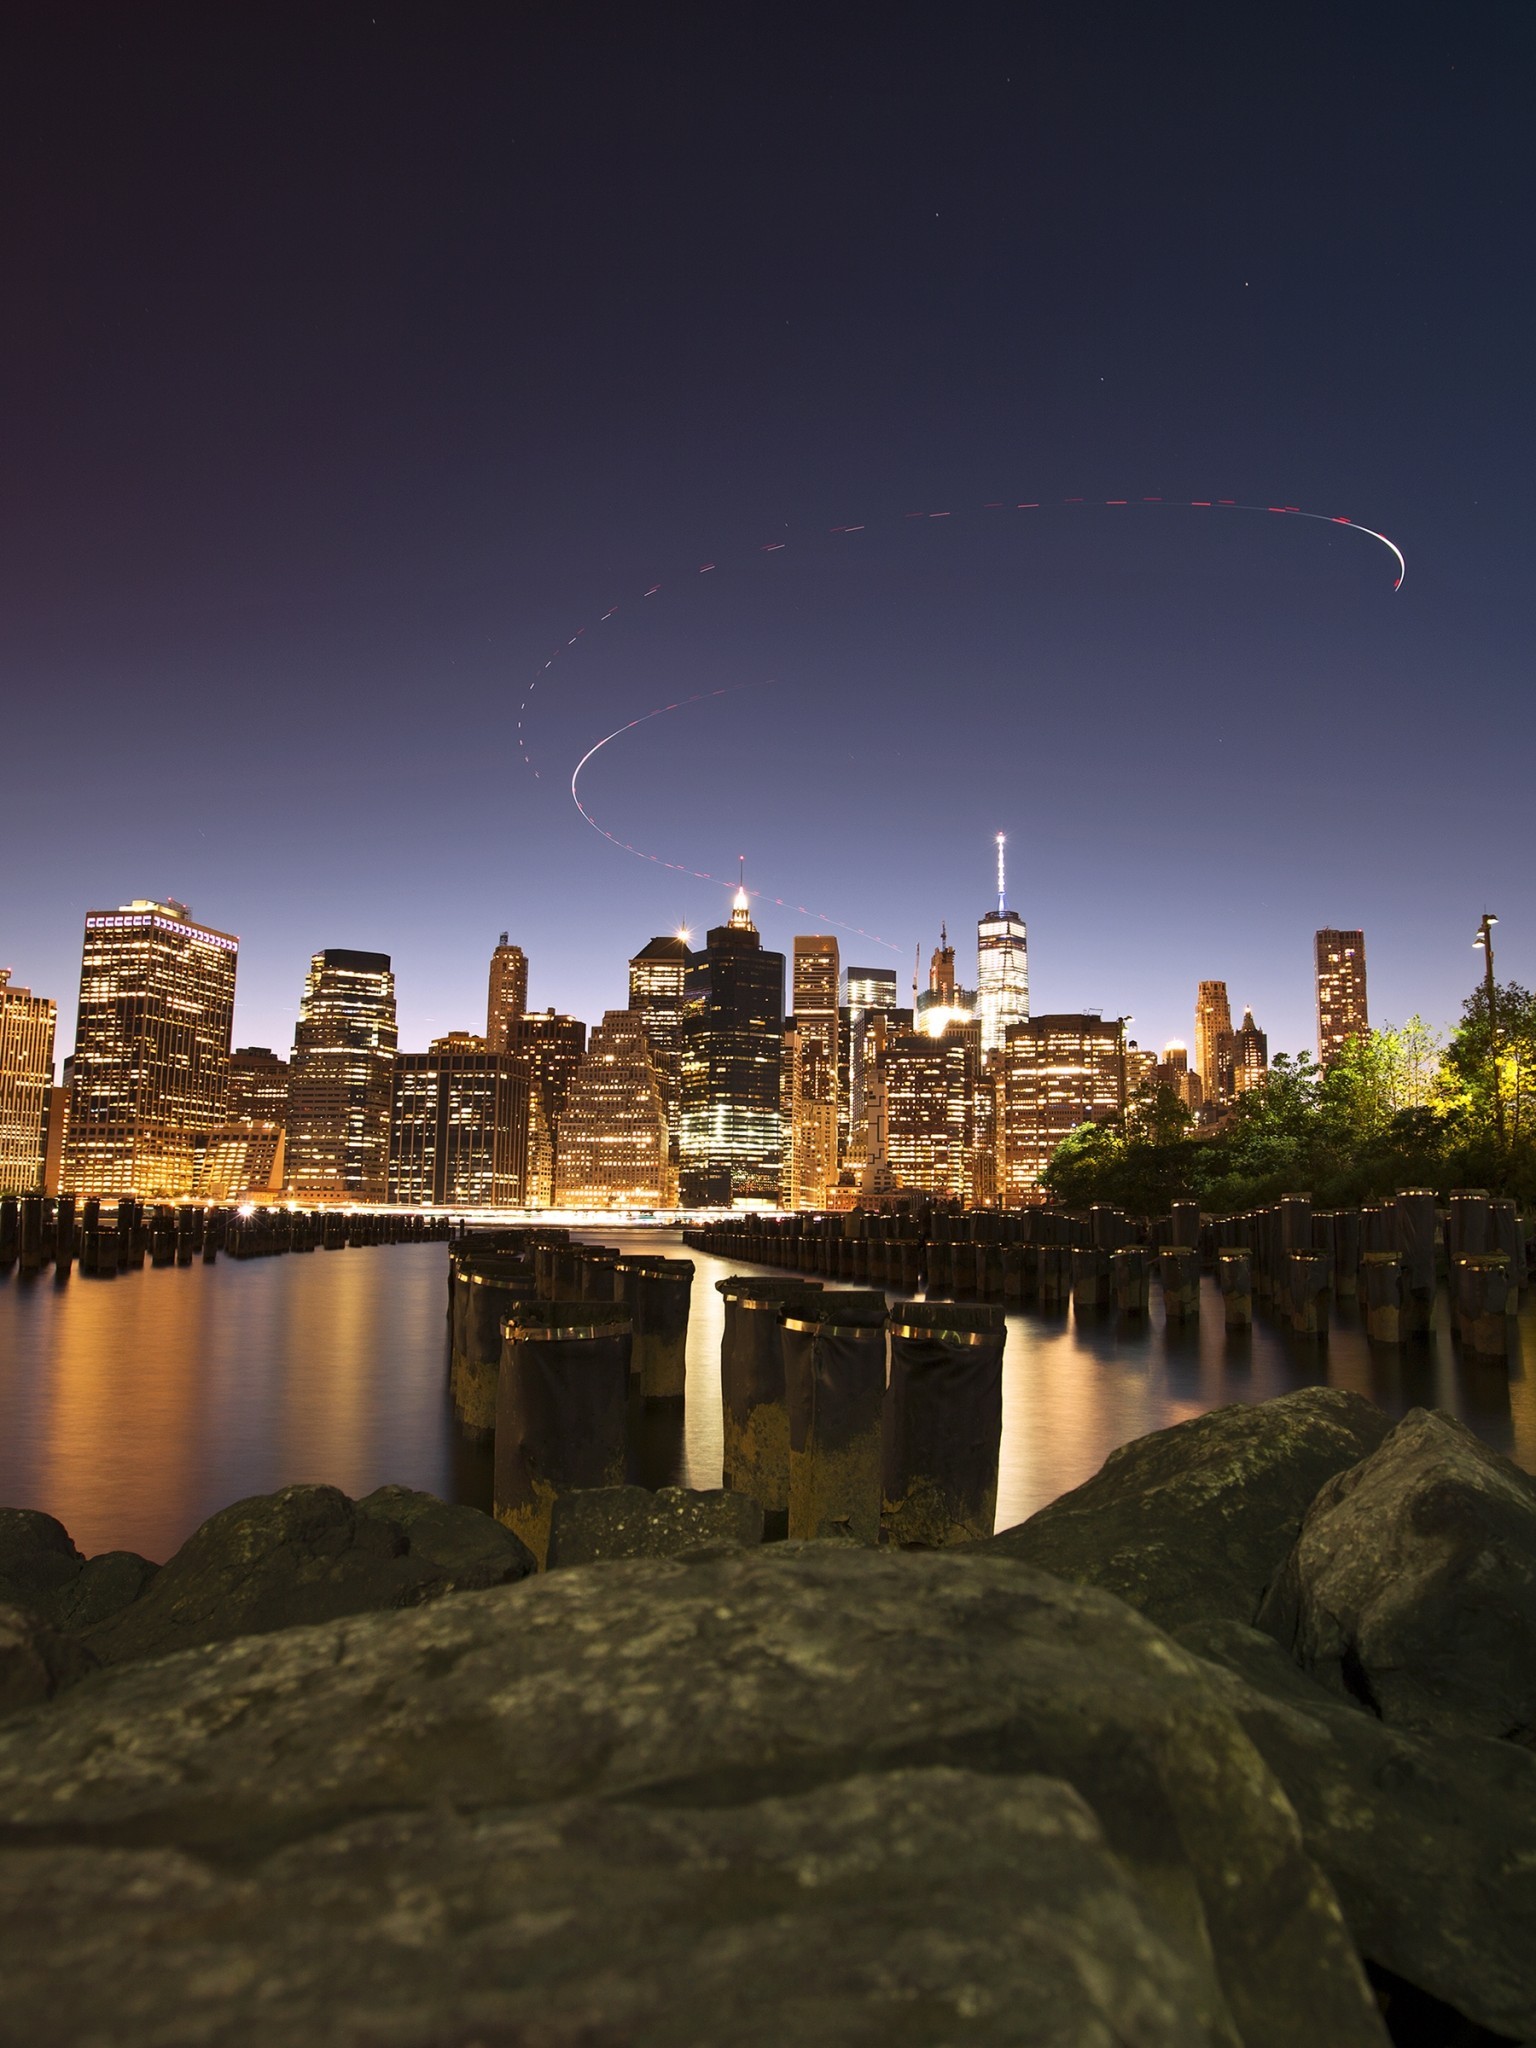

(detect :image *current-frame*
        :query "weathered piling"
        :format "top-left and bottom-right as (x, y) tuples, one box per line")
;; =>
(1158, 1247), (1199, 1323)
(452, 1254), (537, 1434)
(1285, 1250), (1331, 1337)
(1395, 1188), (1438, 1334)
(576, 1246), (621, 1302)
(717, 1277), (824, 1521)
(783, 1292), (889, 1545)
(18, 1196), (44, 1277)
(1330, 1210), (1361, 1298)
(1360, 1252), (1405, 1342)
(494, 1300), (633, 1568)
(1037, 1243), (1071, 1310)
(1070, 1246), (1109, 1311)
(1111, 1244), (1150, 1316)
(1447, 1188), (1491, 1263)
(882, 1300), (1006, 1546)
(1490, 1198), (1528, 1290)
(1454, 1253), (1515, 1359)
(616, 1256), (694, 1400)
(0, 1195), (17, 1272)
(1279, 1194), (1313, 1256)
(1000, 1243), (1031, 1305)
(1360, 1203), (1395, 1253)
(1216, 1249), (1252, 1327)
(54, 1195), (76, 1275)
(1169, 1202), (1202, 1262)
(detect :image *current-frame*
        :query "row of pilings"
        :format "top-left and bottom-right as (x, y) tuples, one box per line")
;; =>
(447, 1227), (1009, 1566)
(0, 1194), (455, 1279)
(681, 1185), (1532, 1360)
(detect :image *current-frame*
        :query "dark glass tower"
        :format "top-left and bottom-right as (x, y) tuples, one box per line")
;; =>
(678, 887), (785, 1207)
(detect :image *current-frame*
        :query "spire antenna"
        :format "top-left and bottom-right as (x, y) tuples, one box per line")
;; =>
(996, 832), (1007, 913)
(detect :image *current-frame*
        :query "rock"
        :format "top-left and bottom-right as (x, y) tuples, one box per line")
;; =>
(0, 1547), (1387, 2045)
(987, 1388), (1391, 1630)
(0, 1767), (1255, 2048)
(1179, 1617), (1536, 2041)
(546, 1483), (764, 1567)
(0, 1510), (84, 1610)
(44, 1552), (160, 1634)
(1257, 1407), (1536, 1739)
(0, 1603), (98, 1718)
(0, 1509), (157, 1636)
(78, 1484), (501, 1668)
(355, 1484), (535, 1588)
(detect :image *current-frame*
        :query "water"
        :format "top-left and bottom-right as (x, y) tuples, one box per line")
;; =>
(1, 1228), (1532, 1560)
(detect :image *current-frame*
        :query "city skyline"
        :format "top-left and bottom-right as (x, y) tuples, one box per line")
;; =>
(2, 12), (1530, 1081)
(0, 861), (1459, 1081)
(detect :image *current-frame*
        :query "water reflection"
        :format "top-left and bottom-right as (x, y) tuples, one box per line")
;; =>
(1, 1230), (1532, 1559)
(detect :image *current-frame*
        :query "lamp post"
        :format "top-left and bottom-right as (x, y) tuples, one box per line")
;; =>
(1115, 1016), (1135, 1118)
(1474, 913), (1502, 1143)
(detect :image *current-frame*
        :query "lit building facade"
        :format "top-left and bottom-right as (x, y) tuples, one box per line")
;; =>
(1233, 1006), (1269, 1093)
(508, 1009), (587, 1208)
(678, 888), (784, 1207)
(0, 970), (56, 1194)
(1316, 928), (1368, 1068)
(1194, 980), (1233, 1104)
(628, 933), (690, 1162)
(194, 1044), (290, 1200)
(844, 965), (897, 1164)
(1150, 1040), (1203, 1112)
(554, 1010), (672, 1209)
(485, 934), (528, 1054)
(787, 935), (840, 1209)
(65, 900), (237, 1197)
(389, 1033), (528, 1207)
(886, 1013), (981, 1202)
(1000, 1013), (1125, 1205)
(977, 835), (1028, 1057)
(286, 949), (398, 1200)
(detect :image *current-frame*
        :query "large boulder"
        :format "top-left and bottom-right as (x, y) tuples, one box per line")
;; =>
(987, 1388), (1391, 1629)
(0, 1604), (98, 1718)
(1257, 1407), (1536, 1739)
(0, 1546), (1386, 2046)
(0, 1769), (1250, 2047)
(0, 1510), (156, 1635)
(1179, 1616), (1536, 2041)
(80, 1483), (533, 1667)
(547, 1483), (764, 1567)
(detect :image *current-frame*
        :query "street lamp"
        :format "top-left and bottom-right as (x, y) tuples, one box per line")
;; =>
(1473, 913), (1502, 1143)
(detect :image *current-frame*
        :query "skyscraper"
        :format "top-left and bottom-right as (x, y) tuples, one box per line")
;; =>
(389, 1033), (528, 1207)
(1150, 1040), (1203, 1111)
(915, 925), (977, 1029)
(286, 949), (398, 1200)
(628, 932), (690, 1160)
(678, 885), (784, 1207)
(1232, 1007), (1269, 1093)
(1000, 1014), (1125, 1205)
(977, 834), (1029, 1057)
(485, 934), (529, 1054)
(554, 1010), (672, 1209)
(788, 934), (840, 1209)
(0, 969), (56, 1195)
(65, 900), (238, 1197)
(886, 1013), (981, 1201)
(1193, 980), (1233, 1104)
(1316, 929), (1368, 1067)
(507, 1009), (588, 1207)
(844, 965), (897, 1163)
(196, 1046), (289, 1201)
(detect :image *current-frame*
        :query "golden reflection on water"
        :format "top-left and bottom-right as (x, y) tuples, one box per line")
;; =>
(1, 1232), (1531, 1558)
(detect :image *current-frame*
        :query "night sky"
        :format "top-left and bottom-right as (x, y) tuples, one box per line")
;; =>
(4, 5), (1532, 1064)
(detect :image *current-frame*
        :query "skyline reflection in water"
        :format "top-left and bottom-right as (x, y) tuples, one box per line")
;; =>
(1, 1226), (1531, 1560)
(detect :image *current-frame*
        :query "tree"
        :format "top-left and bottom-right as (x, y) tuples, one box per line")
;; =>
(1440, 980), (1536, 1145)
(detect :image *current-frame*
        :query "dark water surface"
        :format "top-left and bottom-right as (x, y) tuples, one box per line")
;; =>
(2, 1226), (1532, 1560)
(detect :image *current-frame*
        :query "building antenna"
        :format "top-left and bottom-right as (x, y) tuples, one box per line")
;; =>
(996, 832), (1007, 914)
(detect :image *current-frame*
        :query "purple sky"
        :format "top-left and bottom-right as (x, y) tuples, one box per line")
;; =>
(3, 4), (1532, 1065)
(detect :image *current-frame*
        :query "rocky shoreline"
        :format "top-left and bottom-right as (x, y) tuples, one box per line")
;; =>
(1, 1388), (1532, 2046)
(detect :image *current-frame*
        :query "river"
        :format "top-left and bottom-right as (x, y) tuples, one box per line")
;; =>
(2, 1226), (1532, 1560)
